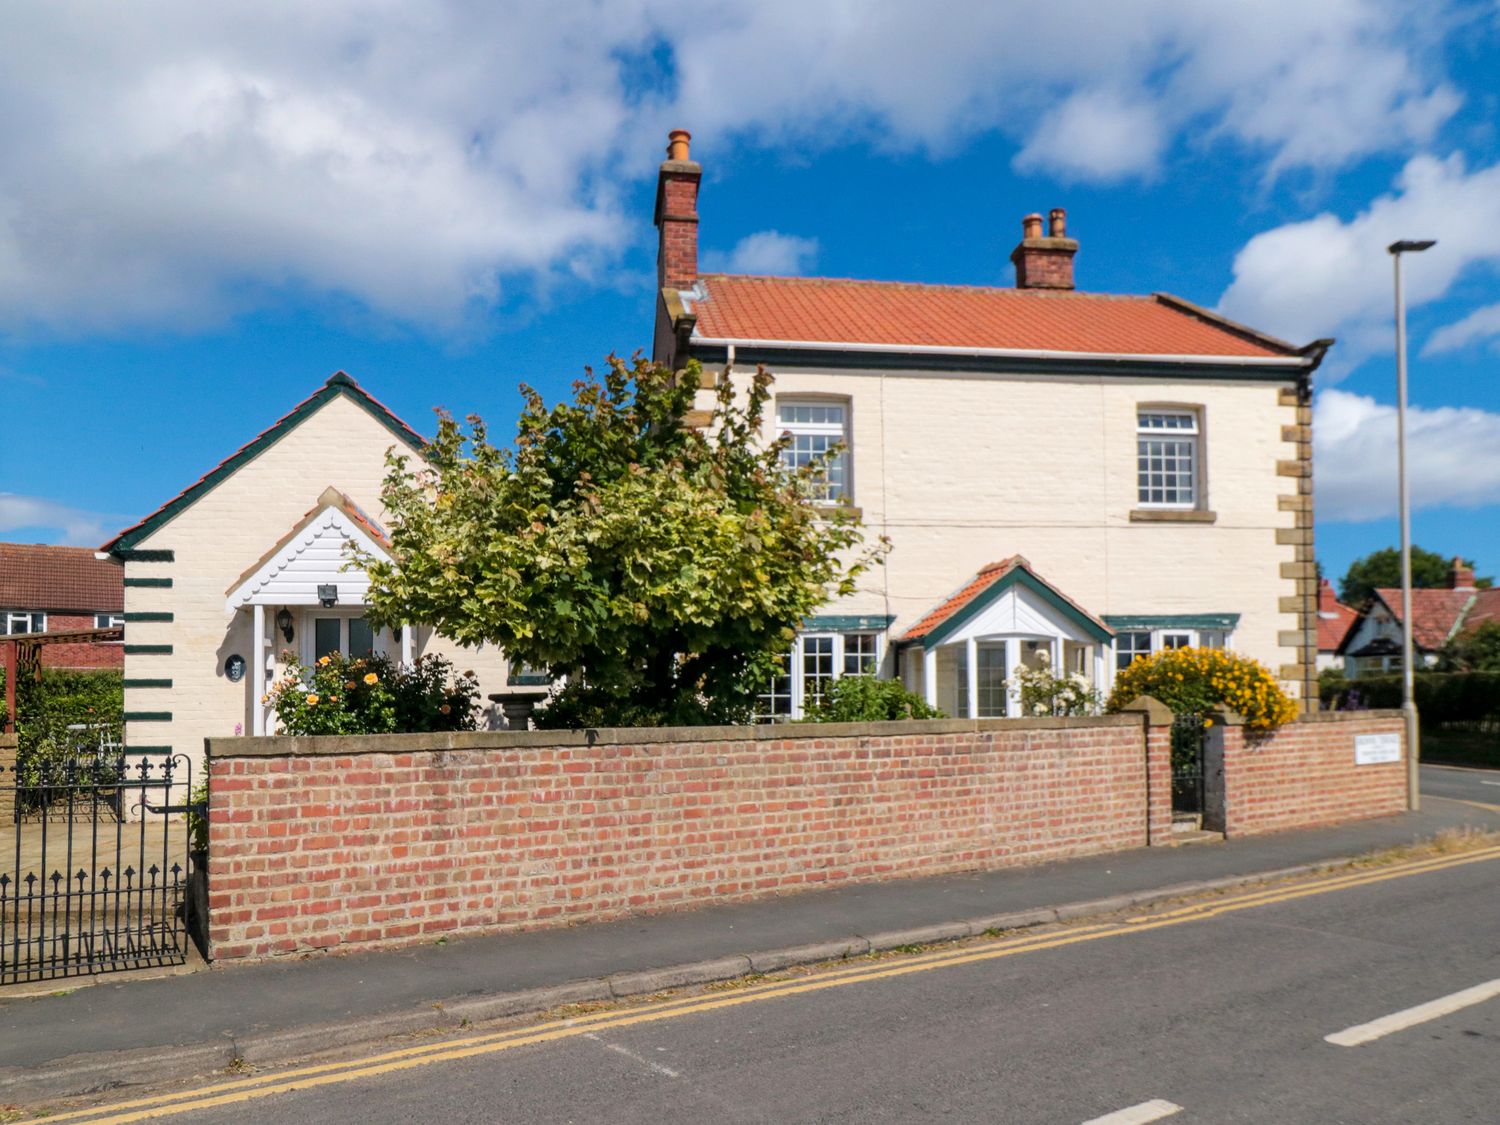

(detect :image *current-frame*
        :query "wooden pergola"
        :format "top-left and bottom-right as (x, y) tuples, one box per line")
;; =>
(1, 627), (124, 733)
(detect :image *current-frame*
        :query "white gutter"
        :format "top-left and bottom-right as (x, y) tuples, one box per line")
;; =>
(691, 335), (1313, 367)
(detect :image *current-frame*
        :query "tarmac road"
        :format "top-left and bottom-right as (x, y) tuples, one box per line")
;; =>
(53, 843), (1500, 1125)
(1421, 762), (1500, 807)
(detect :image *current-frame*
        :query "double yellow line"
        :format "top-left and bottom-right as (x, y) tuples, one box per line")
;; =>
(44, 843), (1500, 1124)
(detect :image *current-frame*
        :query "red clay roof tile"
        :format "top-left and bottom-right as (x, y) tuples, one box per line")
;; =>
(1373, 587), (1476, 651)
(1317, 579), (1358, 653)
(689, 275), (1302, 358)
(0, 543), (123, 613)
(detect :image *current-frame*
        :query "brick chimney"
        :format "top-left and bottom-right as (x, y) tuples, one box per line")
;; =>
(1010, 207), (1078, 290)
(654, 128), (701, 292)
(1449, 557), (1476, 590)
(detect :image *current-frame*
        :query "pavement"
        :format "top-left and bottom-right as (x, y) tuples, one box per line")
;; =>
(3, 767), (1498, 1104)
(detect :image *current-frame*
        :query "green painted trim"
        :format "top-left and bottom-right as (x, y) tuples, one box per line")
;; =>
(116, 549), (174, 562)
(104, 374), (426, 553)
(124, 644), (173, 655)
(124, 711), (172, 722)
(124, 577), (173, 588)
(924, 568), (1113, 649)
(507, 671), (552, 686)
(687, 345), (1307, 383)
(124, 612), (173, 623)
(803, 614), (896, 632)
(126, 745), (173, 754)
(1101, 614), (1240, 631)
(123, 679), (173, 689)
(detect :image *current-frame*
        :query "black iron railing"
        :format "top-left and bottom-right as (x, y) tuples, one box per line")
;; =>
(1170, 713), (1207, 817)
(2, 752), (197, 984)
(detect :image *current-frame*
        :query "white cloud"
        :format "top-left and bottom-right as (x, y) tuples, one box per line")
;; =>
(1217, 153), (1500, 372)
(1314, 389), (1500, 522)
(1423, 301), (1500, 355)
(1013, 90), (1166, 182)
(701, 230), (818, 276)
(0, 1), (1467, 332)
(0, 493), (118, 546)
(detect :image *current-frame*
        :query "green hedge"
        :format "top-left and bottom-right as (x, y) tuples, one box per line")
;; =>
(1321, 671), (1500, 725)
(0, 667), (124, 764)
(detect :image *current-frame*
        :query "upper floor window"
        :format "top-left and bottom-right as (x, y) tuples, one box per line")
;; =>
(1, 610), (45, 636)
(95, 613), (124, 629)
(1137, 409), (1200, 508)
(778, 400), (849, 504)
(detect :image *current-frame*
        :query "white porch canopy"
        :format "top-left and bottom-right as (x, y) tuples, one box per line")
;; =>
(899, 556), (1114, 719)
(224, 487), (406, 734)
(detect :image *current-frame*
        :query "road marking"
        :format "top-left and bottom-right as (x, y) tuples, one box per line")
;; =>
(1324, 978), (1500, 1046)
(1081, 1099), (1183, 1124)
(1482, 780), (1500, 787)
(584, 1032), (681, 1078)
(47, 845), (1500, 1125)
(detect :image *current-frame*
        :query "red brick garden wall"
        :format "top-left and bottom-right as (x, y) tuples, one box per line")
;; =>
(1217, 711), (1407, 836)
(204, 709), (1408, 962)
(205, 717), (1152, 961)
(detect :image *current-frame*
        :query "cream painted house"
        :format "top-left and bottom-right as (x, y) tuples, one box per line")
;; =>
(650, 129), (1331, 718)
(101, 374), (511, 777)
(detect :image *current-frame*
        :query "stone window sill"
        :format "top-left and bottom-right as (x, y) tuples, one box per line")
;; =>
(1130, 508), (1217, 524)
(814, 505), (863, 521)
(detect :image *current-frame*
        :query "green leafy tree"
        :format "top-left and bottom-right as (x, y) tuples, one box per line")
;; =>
(1338, 547), (1491, 608)
(1443, 621), (1500, 673)
(361, 354), (882, 728)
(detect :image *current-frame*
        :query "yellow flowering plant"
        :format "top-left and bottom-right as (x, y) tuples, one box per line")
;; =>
(1105, 646), (1297, 732)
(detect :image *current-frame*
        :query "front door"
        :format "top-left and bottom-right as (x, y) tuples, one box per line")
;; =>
(301, 611), (386, 664)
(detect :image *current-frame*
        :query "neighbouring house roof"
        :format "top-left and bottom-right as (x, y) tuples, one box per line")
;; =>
(224, 487), (392, 610)
(0, 543), (123, 612)
(1461, 587), (1500, 634)
(899, 555), (1113, 647)
(683, 275), (1321, 364)
(1366, 587), (1477, 652)
(1317, 579), (1358, 654)
(102, 373), (425, 555)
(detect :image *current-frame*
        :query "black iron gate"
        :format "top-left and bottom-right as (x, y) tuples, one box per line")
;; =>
(1170, 713), (1207, 818)
(2, 751), (197, 984)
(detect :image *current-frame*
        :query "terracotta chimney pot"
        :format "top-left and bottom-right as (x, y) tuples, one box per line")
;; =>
(666, 129), (692, 162)
(1049, 208), (1067, 238)
(1022, 213), (1043, 240)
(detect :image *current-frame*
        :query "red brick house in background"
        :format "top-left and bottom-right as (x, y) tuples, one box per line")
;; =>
(0, 543), (124, 669)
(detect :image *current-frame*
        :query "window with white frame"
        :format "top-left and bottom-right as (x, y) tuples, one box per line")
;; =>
(975, 643), (1008, 718)
(1, 610), (45, 636)
(778, 400), (849, 503)
(757, 630), (884, 720)
(1113, 627), (1232, 669)
(95, 613), (124, 629)
(1137, 409), (1200, 507)
(1114, 632), (1152, 670)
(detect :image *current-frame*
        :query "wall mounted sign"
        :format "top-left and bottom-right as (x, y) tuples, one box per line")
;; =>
(1354, 732), (1401, 765)
(225, 654), (246, 683)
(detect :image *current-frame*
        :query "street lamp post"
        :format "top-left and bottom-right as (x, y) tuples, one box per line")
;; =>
(1388, 238), (1435, 812)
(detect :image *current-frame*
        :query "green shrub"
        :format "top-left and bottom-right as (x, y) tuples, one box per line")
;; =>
(1321, 671), (1500, 724)
(5, 667), (122, 771)
(267, 652), (478, 736)
(802, 675), (944, 723)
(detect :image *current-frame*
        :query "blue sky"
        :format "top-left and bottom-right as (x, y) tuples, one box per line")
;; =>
(2, 2), (1499, 590)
